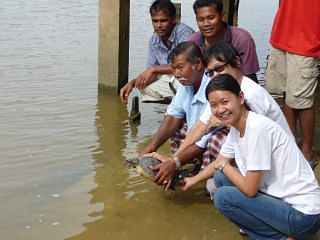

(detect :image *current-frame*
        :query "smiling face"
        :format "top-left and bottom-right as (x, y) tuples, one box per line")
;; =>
(208, 89), (244, 127)
(195, 6), (225, 39)
(151, 10), (176, 41)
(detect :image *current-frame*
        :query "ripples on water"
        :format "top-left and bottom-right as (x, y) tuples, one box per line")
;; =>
(3, 1), (308, 240)
(0, 0), (101, 239)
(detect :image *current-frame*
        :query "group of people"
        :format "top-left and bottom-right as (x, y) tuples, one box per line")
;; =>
(120, 0), (320, 239)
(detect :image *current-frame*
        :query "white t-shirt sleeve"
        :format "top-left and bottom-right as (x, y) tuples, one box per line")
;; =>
(245, 127), (272, 171)
(245, 98), (269, 116)
(199, 103), (211, 125)
(242, 77), (270, 116)
(220, 129), (235, 159)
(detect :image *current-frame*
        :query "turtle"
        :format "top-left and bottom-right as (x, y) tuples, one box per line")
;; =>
(126, 156), (201, 189)
(125, 156), (161, 181)
(135, 157), (161, 180)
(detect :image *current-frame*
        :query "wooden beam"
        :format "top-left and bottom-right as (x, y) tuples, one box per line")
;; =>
(98, 0), (130, 91)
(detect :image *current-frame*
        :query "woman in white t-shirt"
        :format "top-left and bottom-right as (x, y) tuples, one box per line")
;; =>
(182, 74), (320, 239)
(176, 42), (294, 168)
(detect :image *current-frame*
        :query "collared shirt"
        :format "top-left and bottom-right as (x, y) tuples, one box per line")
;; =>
(146, 23), (194, 67)
(187, 23), (260, 76)
(187, 23), (232, 53)
(166, 74), (212, 148)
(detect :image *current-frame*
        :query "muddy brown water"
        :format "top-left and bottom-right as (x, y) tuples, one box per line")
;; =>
(0, 0), (319, 239)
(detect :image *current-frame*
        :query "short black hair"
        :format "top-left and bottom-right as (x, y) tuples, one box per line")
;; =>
(205, 74), (241, 100)
(168, 41), (203, 65)
(150, 0), (176, 18)
(203, 42), (241, 68)
(193, 0), (223, 15)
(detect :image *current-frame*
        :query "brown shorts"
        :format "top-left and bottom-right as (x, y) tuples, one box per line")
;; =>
(264, 46), (319, 109)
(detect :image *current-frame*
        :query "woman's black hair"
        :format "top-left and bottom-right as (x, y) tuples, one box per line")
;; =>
(168, 41), (203, 65)
(150, 0), (176, 18)
(203, 42), (241, 68)
(205, 74), (241, 100)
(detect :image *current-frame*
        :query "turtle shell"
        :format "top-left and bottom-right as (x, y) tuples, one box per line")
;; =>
(134, 157), (200, 189)
(136, 157), (160, 180)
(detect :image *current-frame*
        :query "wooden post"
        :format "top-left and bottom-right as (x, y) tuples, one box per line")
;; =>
(98, 0), (130, 91)
(227, 0), (235, 26)
(222, 0), (237, 26)
(173, 3), (181, 23)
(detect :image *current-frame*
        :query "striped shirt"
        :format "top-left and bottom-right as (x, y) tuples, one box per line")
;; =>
(146, 23), (194, 67)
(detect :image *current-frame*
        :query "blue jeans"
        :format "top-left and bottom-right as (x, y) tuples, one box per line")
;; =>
(213, 170), (320, 240)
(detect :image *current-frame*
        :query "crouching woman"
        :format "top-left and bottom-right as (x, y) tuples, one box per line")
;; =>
(182, 74), (320, 239)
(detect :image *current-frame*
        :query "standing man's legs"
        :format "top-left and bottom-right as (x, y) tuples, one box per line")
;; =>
(286, 53), (318, 164)
(282, 104), (315, 161)
(265, 47), (319, 166)
(282, 102), (298, 137)
(299, 107), (315, 161)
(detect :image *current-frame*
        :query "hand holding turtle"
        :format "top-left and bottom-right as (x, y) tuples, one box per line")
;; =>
(150, 160), (176, 191)
(180, 177), (196, 191)
(139, 146), (156, 156)
(143, 152), (170, 162)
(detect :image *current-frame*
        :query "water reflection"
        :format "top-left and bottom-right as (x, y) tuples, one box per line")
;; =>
(65, 89), (243, 240)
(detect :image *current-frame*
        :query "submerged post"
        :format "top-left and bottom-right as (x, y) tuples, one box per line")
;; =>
(98, 0), (130, 91)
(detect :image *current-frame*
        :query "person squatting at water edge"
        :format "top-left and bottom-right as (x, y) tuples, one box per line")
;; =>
(264, 0), (320, 170)
(141, 41), (229, 191)
(175, 42), (295, 198)
(181, 74), (320, 240)
(188, 0), (260, 83)
(119, 0), (194, 104)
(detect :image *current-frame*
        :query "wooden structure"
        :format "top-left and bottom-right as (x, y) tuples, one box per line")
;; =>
(98, 0), (130, 91)
(98, 0), (238, 91)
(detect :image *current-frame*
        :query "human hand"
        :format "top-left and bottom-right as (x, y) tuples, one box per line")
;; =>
(139, 146), (155, 157)
(119, 81), (134, 103)
(207, 115), (223, 131)
(150, 160), (176, 191)
(143, 152), (170, 162)
(135, 68), (156, 89)
(180, 177), (196, 191)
